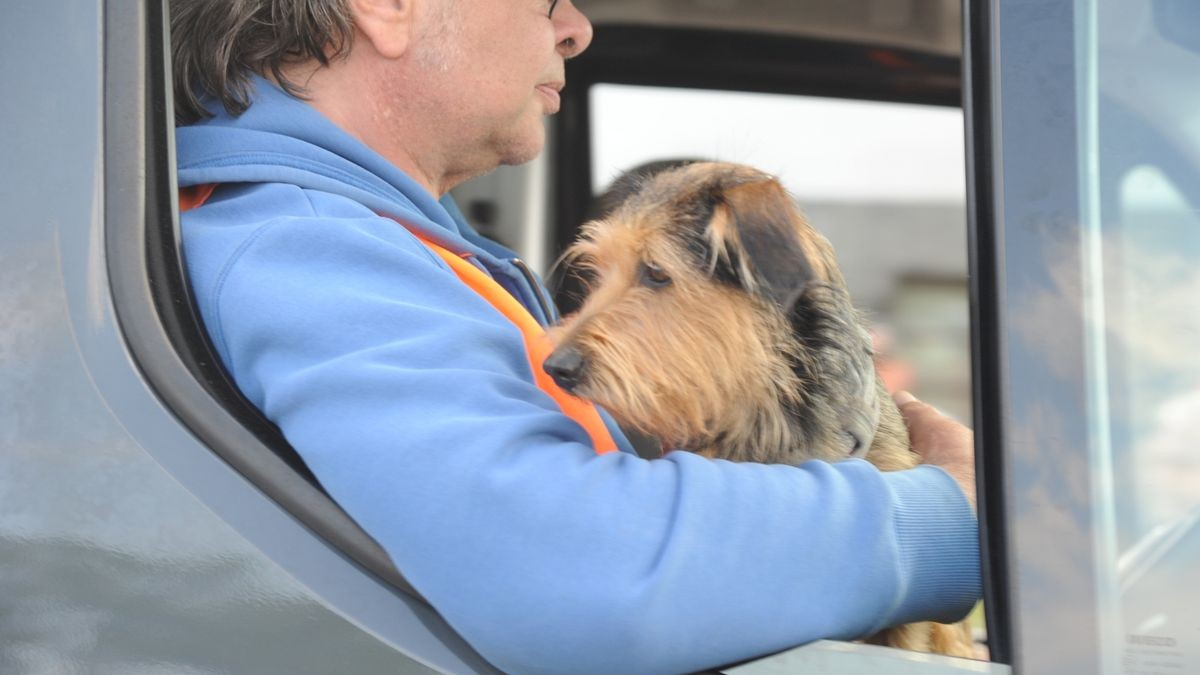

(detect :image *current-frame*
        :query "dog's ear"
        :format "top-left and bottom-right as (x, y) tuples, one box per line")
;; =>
(784, 287), (882, 458)
(707, 177), (822, 307)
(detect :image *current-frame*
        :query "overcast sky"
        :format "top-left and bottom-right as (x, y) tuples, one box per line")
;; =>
(591, 84), (967, 204)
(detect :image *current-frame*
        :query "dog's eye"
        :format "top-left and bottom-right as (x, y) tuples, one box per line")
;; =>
(640, 262), (672, 288)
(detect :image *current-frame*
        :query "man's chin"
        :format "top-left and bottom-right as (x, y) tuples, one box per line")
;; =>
(485, 112), (546, 165)
(497, 128), (547, 167)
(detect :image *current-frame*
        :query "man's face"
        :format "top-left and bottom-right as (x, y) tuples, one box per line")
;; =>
(412, 0), (593, 177)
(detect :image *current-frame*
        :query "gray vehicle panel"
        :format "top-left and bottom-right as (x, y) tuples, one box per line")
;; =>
(0, 2), (462, 672)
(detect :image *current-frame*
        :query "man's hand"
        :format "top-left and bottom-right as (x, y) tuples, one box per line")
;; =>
(894, 391), (977, 512)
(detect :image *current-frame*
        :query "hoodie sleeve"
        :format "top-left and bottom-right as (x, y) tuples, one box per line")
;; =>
(187, 195), (980, 675)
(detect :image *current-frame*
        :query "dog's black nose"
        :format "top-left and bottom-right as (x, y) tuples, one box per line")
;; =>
(544, 347), (586, 392)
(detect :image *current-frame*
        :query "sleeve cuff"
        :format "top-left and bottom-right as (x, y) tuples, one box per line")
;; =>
(879, 464), (982, 628)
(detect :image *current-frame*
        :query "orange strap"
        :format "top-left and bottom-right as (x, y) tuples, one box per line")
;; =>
(180, 184), (617, 455)
(410, 232), (618, 454)
(179, 183), (217, 212)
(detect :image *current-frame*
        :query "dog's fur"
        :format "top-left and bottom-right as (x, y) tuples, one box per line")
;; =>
(545, 160), (974, 657)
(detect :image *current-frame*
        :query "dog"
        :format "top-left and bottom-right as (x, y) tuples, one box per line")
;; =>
(543, 160), (975, 657)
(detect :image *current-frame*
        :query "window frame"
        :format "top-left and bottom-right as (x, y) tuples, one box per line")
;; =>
(963, 0), (1013, 666)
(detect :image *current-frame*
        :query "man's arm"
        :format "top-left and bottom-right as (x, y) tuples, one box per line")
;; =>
(187, 190), (980, 675)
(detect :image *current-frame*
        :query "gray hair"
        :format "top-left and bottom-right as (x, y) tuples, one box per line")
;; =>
(170, 0), (354, 125)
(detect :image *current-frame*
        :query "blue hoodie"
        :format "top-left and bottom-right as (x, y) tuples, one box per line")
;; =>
(175, 77), (980, 674)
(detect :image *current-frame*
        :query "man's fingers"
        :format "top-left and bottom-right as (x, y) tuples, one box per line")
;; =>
(892, 391), (973, 455)
(893, 391), (977, 512)
(893, 390), (941, 422)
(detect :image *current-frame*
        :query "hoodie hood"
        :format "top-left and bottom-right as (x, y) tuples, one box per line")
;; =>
(174, 75), (511, 263)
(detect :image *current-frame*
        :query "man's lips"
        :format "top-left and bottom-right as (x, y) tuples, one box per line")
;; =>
(536, 83), (563, 113)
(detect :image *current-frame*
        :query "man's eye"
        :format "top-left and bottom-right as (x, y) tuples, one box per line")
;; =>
(548, 0), (559, 17)
(640, 262), (672, 288)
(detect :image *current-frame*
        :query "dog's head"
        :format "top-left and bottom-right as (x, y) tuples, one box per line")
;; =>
(547, 161), (881, 462)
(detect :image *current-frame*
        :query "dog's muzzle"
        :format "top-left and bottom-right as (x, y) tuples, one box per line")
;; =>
(544, 346), (587, 392)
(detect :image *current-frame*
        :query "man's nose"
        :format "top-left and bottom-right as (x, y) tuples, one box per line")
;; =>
(544, 346), (587, 392)
(554, 0), (594, 59)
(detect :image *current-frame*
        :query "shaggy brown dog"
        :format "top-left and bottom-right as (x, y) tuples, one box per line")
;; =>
(544, 160), (974, 657)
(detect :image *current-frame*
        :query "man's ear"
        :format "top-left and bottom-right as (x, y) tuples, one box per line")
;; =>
(706, 178), (822, 307)
(348, 0), (415, 59)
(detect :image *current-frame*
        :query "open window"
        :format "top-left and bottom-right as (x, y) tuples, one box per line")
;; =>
(110, 0), (1026, 672)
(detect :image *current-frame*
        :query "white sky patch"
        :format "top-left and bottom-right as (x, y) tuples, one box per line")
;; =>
(591, 83), (967, 203)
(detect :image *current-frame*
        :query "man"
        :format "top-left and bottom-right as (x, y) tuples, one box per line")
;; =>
(171, 0), (981, 672)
